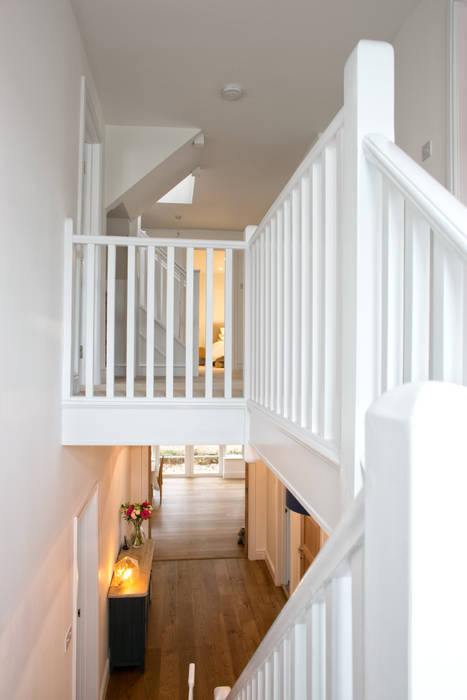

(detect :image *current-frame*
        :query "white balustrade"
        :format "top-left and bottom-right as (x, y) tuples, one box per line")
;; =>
(246, 109), (343, 450)
(63, 235), (245, 401)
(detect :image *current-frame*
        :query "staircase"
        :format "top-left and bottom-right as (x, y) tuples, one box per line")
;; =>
(215, 39), (467, 699)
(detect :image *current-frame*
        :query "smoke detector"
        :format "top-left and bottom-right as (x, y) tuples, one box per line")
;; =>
(221, 84), (243, 101)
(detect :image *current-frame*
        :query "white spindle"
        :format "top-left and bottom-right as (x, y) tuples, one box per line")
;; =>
(273, 648), (282, 700)
(146, 246), (155, 398)
(62, 219), (74, 400)
(380, 182), (404, 392)
(270, 220), (277, 412)
(264, 225), (271, 409)
(248, 244), (255, 401)
(276, 211), (284, 417)
(282, 637), (291, 700)
(291, 188), (301, 424)
(300, 173), (311, 429)
(166, 246), (175, 399)
(431, 236), (464, 383)
(310, 601), (326, 700)
(255, 240), (261, 403)
(283, 200), (292, 419)
(205, 248), (214, 398)
(126, 245), (136, 398)
(264, 658), (273, 700)
(323, 143), (338, 441)
(292, 622), (306, 699)
(106, 244), (116, 398)
(259, 234), (266, 406)
(311, 159), (323, 435)
(224, 248), (233, 398)
(331, 575), (353, 700)
(185, 247), (194, 399)
(85, 243), (95, 398)
(403, 206), (431, 382)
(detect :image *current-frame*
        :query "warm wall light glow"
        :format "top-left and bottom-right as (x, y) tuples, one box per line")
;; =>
(112, 556), (139, 586)
(157, 174), (195, 204)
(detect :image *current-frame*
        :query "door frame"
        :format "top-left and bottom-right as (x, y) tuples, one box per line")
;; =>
(73, 484), (99, 700)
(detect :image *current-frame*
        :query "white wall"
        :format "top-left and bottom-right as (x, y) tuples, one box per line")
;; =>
(393, 0), (450, 186)
(105, 125), (200, 211)
(0, 2), (134, 697)
(248, 461), (284, 587)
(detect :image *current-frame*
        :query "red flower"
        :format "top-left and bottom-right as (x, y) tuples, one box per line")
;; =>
(141, 509), (150, 519)
(126, 507), (133, 517)
(142, 501), (149, 507)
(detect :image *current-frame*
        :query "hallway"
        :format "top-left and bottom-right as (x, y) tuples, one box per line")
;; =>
(151, 477), (246, 560)
(106, 553), (286, 699)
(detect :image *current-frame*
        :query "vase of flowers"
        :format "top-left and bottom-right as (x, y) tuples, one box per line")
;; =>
(120, 501), (152, 548)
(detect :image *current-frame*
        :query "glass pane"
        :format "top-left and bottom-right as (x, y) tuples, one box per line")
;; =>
(225, 444), (243, 456)
(193, 444), (220, 474)
(160, 445), (186, 474)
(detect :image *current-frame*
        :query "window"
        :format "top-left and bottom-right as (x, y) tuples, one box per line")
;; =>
(193, 445), (220, 474)
(160, 445), (186, 475)
(225, 445), (243, 458)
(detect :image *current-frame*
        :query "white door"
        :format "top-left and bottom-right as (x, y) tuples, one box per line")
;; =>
(75, 488), (99, 700)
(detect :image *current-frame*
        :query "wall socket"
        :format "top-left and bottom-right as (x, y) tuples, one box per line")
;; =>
(422, 140), (432, 161)
(65, 624), (72, 653)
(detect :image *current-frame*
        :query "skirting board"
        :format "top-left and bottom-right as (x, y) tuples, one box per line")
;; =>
(265, 550), (277, 585)
(100, 658), (110, 700)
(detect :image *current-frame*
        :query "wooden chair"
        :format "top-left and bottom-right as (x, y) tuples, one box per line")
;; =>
(153, 456), (165, 506)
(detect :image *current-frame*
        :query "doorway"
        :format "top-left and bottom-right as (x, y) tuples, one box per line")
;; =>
(74, 487), (99, 700)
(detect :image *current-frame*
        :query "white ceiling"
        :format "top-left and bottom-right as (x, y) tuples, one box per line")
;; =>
(72, 0), (419, 231)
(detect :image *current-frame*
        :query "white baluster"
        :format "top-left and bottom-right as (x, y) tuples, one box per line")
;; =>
(273, 647), (283, 700)
(431, 235), (464, 382)
(381, 181), (404, 392)
(166, 246), (174, 398)
(300, 173), (312, 429)
(291, 187), (301, 425)
(292, 622), (307, 700)
(403, 205), (431, 382)
(259, 234), (266, 406)
(224, 248), (233, 399)
(146, 246), (155, 398)
(106, 244), (116, 398)
(266, 226), (272, 409)
(331, 575), (352, 700)
(126, 245), (136, 398)
(205, 248), (214, 398)
(276, 210), (284, 416)
(310, 600), (326, 700)
(323, 142), (338, 441)
(255, 239), (261, 403)
(85, 243), (95, 398)
(270, 219), (277, 412)
(283, 199), (292, 419)
(185, 247), (194, 399)
(311, 158), (323, 435)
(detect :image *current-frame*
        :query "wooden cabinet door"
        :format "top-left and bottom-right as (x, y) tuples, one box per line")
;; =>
(300, 515), (323, 579)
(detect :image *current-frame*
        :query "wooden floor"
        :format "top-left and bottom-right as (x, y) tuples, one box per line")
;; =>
(79, 367), (244, 398)
(106, 558), (286, 700)
(151, 478), (246, 560)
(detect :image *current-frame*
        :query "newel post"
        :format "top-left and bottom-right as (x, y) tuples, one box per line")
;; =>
(365, 382), (467, 699)
(340, 40), (395, 507)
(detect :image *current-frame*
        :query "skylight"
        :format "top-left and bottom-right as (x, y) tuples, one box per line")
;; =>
(157, 174), (195, 204)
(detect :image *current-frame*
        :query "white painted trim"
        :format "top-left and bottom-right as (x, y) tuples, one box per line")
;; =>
(247, 400), (340, 467)
(364, 134), (467, 261)
(265, 550), (276, 583)
(63, 219), (74, 400)
(99, 659), (110, 700)
(73, 483), (99, 700)
(73, 234), (247, 250)
(63, 397), (246, 406)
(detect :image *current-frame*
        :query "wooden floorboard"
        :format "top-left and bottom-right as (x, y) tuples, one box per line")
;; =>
(151, 478), (246, 560)
(106, 559), (286, 700)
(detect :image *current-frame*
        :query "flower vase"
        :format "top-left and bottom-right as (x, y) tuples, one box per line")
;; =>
(131, 521), (145, 548)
